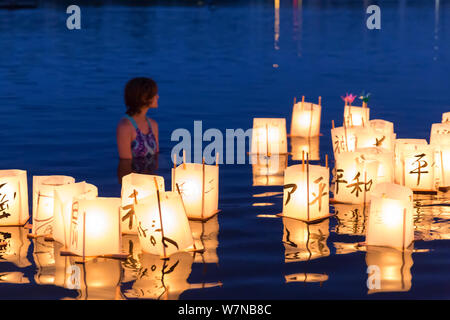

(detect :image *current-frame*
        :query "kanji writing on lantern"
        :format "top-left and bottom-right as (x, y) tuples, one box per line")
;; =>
(334, 136), (346, 154)
(375, 135), (385, 147)
(283, 183), (297, 205)
(70, 201), (79, 248)
(122, 189), (139, 230)
(310, 177), (327, 211)
(0, 183), (11, 220)
(346, 172), (373, 197)
(409, 153), (428, 185)
(334, 169), (347, 194)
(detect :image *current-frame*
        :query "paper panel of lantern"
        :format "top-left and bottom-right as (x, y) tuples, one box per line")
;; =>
(172, 162), (219, 221)
(282, 164), (330, 222)
(290, 136), (320, 161)
(53, 182), (98, 246)
(290, 100), (321, 137)
(331, 126), (357, 157)
(284, 273), (328, 284)
(134, 191), (198, 258)
(333, 151), (379, 204)
(32, 175), (75, 236)
(433, 144), (450, 188)
(334, 204), (367, 236)
(356, 147), (394, 184)
(366, 183), (414, 250)
(121, 173), (165, 233)
(442, 112), (450, 123)
(251, 118), (287, 155)
(251, 154), (287, 186)
(66, 197), (122, 258)
(353, 120), (396, 151)
(0, 170), (29, 226)
(430, 123), (450, 145)
(343, 105), (370, 127)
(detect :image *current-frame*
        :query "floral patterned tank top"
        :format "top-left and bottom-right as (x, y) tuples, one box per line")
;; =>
(125, 115), (158, 159)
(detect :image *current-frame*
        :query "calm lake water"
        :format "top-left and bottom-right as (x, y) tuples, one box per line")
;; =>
(0, 0), (449, 299)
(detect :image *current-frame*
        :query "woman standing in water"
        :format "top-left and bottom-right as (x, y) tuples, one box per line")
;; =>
(117, 77), (159, 180)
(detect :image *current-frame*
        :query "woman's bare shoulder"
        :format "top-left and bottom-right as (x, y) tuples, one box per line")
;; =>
(117, 117), (134, 133)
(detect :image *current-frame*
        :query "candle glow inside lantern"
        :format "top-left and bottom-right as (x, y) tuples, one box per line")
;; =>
(356, 147), (394, 184)
(344, 105), (370, 127)
(353, 120), (396, 151)
(0, 227), (31, 268)
(172, 162), (219, 221)
(251, 154), (287, 186)
(121, 173), (165, 233)
(429, 123), (450, 188)
(281, 160), (330, 222)
(32, 175), (75, 236)
(290, 136), (320, 161)
(65, 197), (122, 258)
(251, 118), (287, 155)
(0, 170), (29, 226)
(290, 97), (321, 137)
(134, 190), (199, 258)
(366, 183), (414, 250)
(53, 182), (98, 246)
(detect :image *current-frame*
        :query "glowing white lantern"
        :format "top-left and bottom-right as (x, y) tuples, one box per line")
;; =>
(65, 197), (122, 258)
(32, 175), (75, 236)
(290, 136), (320, 161)
(333, 151), (379, 204)
(53, 182), (98, 246)
(0, 170), (29, 226)
(251, 118), (287, 155)
(356, 147), (394, 183)
(0, 227), (31, 268)
(366, 183), (414, 249)
(353, 120), (396, 151)
(430, 123), (450, 145)
(121, 173), (165, 233)
(344, 105), (370, 127)
(189, 215), (219, 264)
(331, 125), (357, 157)
(251, 154), (287, 186)
(366, 246), (413, 294)
(134, 190), (198, 258)
(282, 218), (330, 262)
(334, 204), (367, 236)
(290, 97), (321, 137)
(282, 163), (330, 222)
(442, 112), (450, 123)
(172, 162), (219, 221)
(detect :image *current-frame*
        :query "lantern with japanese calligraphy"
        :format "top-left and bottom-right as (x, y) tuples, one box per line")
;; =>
(189, 215), (219, 264)
(430, 123), (450, 189)
(284, 273), (328, 284)
(366, 183), (414, 249)
(356, 147), (394, 183)
(333, 151), (379, 204)
(172, 162), (219, 221)
(331, 125), (357, 157)
(53, 182), (98, 246)
(65, 197), (122, 258)
(334, 204), (367, 236)
(290, 136), (320, 161)
(251, 154), (287, 186)
(282, 217), (330, 262)
(442, 112), (450, 123)
(251, 118), (288, 155)
(32, 175), (75, 236)
(0, 170), (29, 226)
(353, 120), (396, 151)
(134, 191), (198, 258)
(0, 226), (31, 268)
(290, 97), (321, 137)
(366, 246), (413, 294)
(394, 140), (435, 191)
(344, 105), (370, 127)
(282, 163), (330, 222)
(121, 173), (165, 233)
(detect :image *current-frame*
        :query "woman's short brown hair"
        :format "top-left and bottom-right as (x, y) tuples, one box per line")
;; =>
(124, 77), (158, 116)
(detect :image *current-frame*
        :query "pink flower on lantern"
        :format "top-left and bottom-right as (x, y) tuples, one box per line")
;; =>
(341, 93), (357, 106)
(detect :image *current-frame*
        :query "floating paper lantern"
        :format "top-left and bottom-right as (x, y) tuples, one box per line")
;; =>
(442, 112), (450, 123)
(333, 151), (379, 204)
(251, 118), (287, 155)
(121, 173), (165, 233)
(121, 234), (143, 283)
(32, 175), (75, 236)
(53, 182), (98, 246)
(344, 105), (370, 127)
(251, 154), (287, 186)
(334, 204), (367, 236)
(394, 140), (435, 191)
(331, 125), (357, 157)
(290, 136), (320, 161)
(366, 183), (414, 249)
(0, 226), (31, 268)
(290, 96), (321, 137)
(65, 197), (122, 258)
(282, 218), (330, 262)
(430, 123), (450, 145)
(366, 246), (413, 294)
(134, 189), (198, 258)
(0, 170), (29, 226)
(356, 147), (394, 183)
(282, 161), (330, 222)
(189, 215), (219, 264)
(353, 120), (396, 151)
(172, 161), (219, 221)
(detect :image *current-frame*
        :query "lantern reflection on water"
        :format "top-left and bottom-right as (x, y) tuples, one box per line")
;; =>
(290, 97), (321, 137)
(290, 136), (320, 161)
(366, 183), (414, 250)
(0, 170), (29, 226)
(32, 175), (75, 237)
(121, 234), (142, 284)
(334, 204), (367, 236)
(343, 105), (370, 127)
(189, 215), (219, 264)
(53, 182), (98, 246)
(282, 218), (330, 262)
(121, 173), (165, 234)
(33, 238), (56, 285)
(366, 246), (413, 294)
(0, 227), (31, 268)
(251, 154), (287, 186)
(284, 273), (328, 284)
(0, 272), (29, 284)
(251, 118), (287, 155)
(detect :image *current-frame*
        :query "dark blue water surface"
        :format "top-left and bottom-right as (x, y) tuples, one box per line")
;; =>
(0, 0), (449, 299)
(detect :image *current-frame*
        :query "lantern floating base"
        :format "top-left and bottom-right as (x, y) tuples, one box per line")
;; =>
(26, 233), (48, 239)
(188, 209), (222, 222)
(24, 223), (32, 229)
(329, 198), (369, 205)
(287, 133), (324, 138)
(439, 186), (450, 192)
(412, 190), (438, 195)
(357, 242), (414, 252)
(59, 249), (129, 261)
(44, 236), (54, 242)
(275, 213), (336, 224)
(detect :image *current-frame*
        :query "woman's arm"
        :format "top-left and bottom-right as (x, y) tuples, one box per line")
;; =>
(116, 118), (133, 159)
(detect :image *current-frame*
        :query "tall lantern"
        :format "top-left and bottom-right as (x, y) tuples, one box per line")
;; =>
(121, 173), (165, 233)
(251, 118), (287, 155)
(281, 160), (331, 222)
(442, 112), (450, 123)
(32, 175), (75, 237)
(251, 154), (287, 186)
(172, 160), (219, 221)
(343, 105), (370, 127)
(366, 183), (414, 250)
(290, 96), (322, 137)
(134, 187), (200, 258)
(63, 197), (123, 258)
(356, 147), (394, 183)
(333, 151), (379, 204)
(53, 182), (98, 246)
(0, 170), (29, 226)
(290, 136), (320, 161)
(366, 246), (413, 294)
(430, 123), (450, 189)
